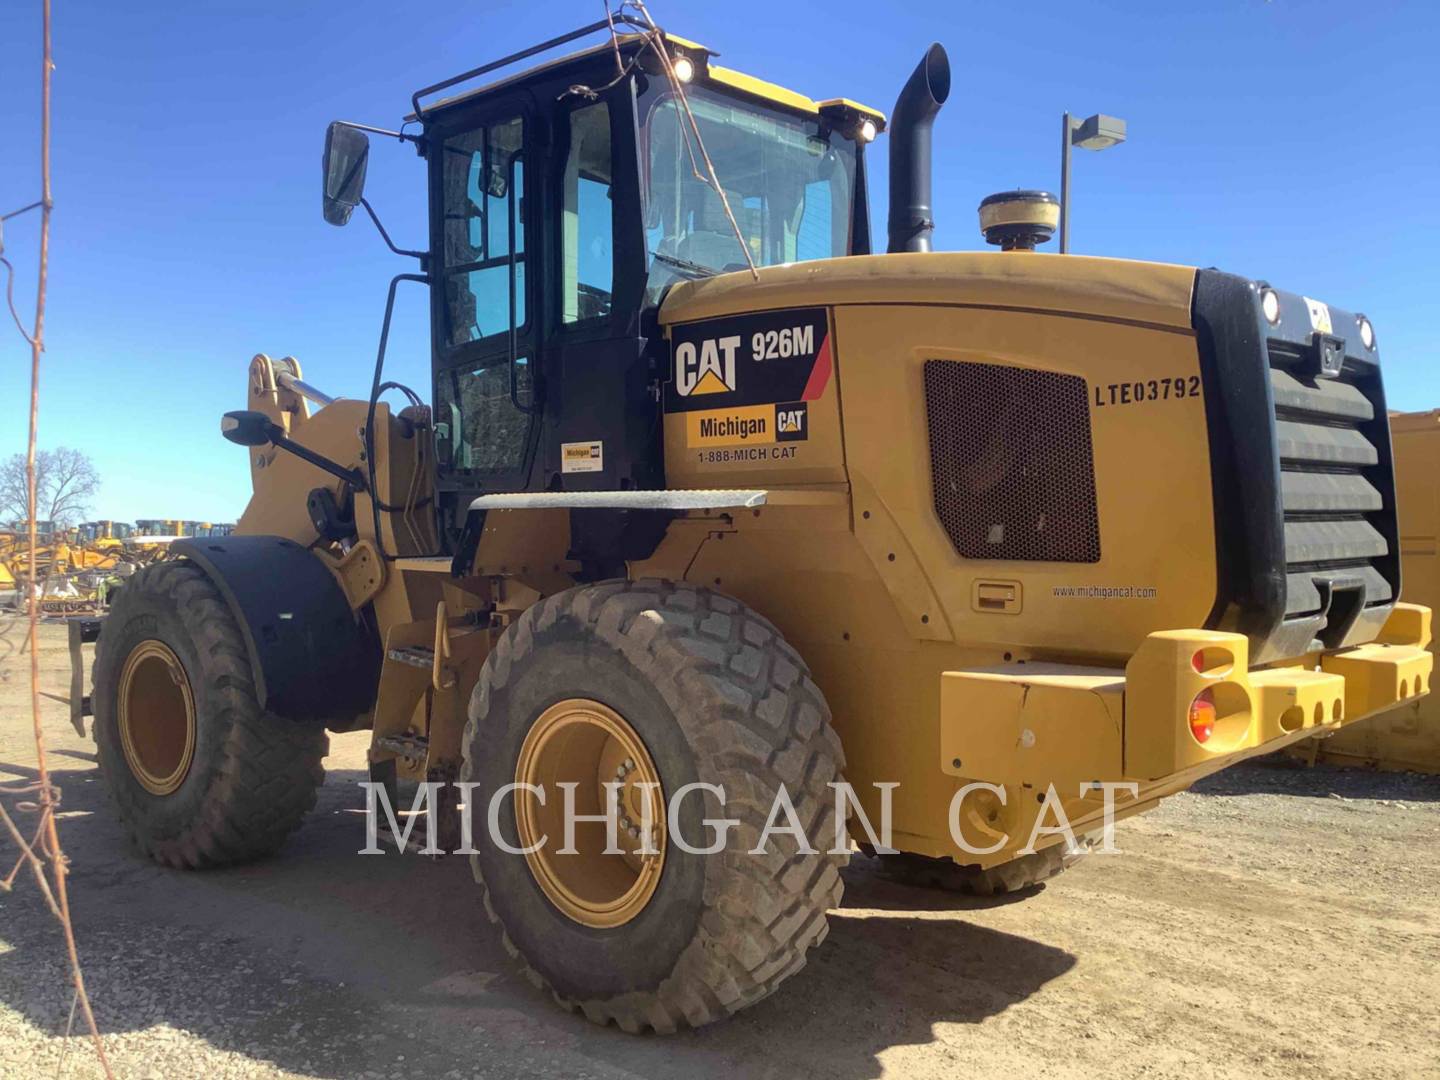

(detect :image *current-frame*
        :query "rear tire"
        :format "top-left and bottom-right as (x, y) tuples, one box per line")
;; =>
(93, 560), (327, 868)
(463, 580), (845, 1032)
(875, 837), (1093, 896)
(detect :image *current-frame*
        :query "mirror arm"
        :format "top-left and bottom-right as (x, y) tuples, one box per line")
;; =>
(273, 434), (367, 490)
(360, 197), (428, 266)
(333, 119), (422, 145)
(250, 418), (368, 490)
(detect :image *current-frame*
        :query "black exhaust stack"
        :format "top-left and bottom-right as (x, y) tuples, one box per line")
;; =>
(887, 43), (951, 254)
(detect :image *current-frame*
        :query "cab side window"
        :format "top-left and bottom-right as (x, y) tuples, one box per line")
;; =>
(560, 103), (615, 325)
(795, 180), (834, 262)
(435, 356), (533, 473)
(441, 116), (525, 345)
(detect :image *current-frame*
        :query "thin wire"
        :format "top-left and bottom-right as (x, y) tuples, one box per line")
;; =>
(604, 7), (708, 192)
(566, 20), (647, 102)
(593, 3), (753, 278)
(55, 990), (79, 1077)
(601, 1), (625, 76)
(6, 2), (115, 1074)
(1, 256), (38, 345)
(628, 0), (759, 279)
(1, 199), (44, 221)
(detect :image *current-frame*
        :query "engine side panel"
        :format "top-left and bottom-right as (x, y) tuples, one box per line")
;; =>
(836, 301), (1217, 660)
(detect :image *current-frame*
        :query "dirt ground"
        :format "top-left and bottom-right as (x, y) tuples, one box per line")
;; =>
(1, 616), (1438, 1080)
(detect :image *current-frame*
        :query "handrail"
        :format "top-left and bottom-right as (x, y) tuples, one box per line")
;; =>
(409, 13), (649, 121)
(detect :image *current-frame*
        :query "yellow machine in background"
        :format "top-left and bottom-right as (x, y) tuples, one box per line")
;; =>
(134, 519), (185, 537)
(1, 526), (69, 581)
(1297, 409), (1440, 773)
(0, 527), (97, 613)
(1, 521), (195, 611)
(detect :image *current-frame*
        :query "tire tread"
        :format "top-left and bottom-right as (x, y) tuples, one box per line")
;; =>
(461, 579), (846, 1032)
(95, 560), (327, 868)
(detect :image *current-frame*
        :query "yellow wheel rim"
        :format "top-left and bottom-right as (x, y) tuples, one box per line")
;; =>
(118, 640), (196, 796)
(514, 698), (666, 928)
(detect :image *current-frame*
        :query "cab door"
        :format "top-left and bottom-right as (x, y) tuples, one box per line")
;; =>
(428, 76), (657, 518)
(542, 81), (657, 492)
(429, 99), (540, 499)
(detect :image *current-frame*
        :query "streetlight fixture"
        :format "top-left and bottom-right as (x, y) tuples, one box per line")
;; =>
(1059, 112), (1126, 253)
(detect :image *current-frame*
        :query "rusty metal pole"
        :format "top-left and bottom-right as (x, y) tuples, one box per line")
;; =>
(20, 2), (114, 1073)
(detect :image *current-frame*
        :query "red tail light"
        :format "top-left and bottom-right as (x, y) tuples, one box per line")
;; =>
(1189, 689), (1217, 744)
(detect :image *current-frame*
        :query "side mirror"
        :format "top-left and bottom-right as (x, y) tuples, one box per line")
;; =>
(323, 122), (370, 226)
(221, 410), (280, 447)
(221, 410), (366, 488)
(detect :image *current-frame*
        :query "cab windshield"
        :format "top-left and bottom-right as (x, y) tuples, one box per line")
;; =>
(638, 81), (857, 300)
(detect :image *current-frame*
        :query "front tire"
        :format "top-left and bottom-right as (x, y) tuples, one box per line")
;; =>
(463, 580), (845, 1032)
(93, 560), (327, 868)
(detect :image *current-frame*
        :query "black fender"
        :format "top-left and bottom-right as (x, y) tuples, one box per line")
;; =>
(171, 535), (380, 725)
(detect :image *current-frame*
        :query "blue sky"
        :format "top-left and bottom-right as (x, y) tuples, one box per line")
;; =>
(1, 0), (1437, 523)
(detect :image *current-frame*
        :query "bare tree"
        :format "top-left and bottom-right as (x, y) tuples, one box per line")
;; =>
(0, 454), (26, 528)
(41, 447), (100, 526)
(0, 447), (100, 528)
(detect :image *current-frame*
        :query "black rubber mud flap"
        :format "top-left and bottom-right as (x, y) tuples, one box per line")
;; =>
(172, 535), (379, 724)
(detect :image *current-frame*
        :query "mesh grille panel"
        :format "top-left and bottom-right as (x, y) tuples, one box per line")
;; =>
(924, 360), (1101, 563)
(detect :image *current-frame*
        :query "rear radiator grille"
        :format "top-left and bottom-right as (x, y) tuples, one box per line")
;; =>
(1268, 363), (1392, 617)
(923, 360), (1101, 563)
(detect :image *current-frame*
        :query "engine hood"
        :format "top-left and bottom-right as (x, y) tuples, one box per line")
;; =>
(659, 251), (1197, 331)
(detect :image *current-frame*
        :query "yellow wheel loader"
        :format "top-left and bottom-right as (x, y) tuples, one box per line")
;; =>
(79, 14), (1432, 1032)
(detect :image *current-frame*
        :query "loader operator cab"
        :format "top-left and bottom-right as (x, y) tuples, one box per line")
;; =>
(322, 25), (882, 541)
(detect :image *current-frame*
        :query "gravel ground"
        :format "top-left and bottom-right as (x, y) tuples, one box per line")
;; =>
(2, 618), (1438, 1079)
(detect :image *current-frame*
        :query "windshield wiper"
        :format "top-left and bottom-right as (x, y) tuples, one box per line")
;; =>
(650, 250), (717, 279)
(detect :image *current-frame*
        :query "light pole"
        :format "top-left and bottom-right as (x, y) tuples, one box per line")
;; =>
(1059, 112), (1126, 253)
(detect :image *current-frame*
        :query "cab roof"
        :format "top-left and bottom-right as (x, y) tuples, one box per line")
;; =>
(408, 30), (885, 127)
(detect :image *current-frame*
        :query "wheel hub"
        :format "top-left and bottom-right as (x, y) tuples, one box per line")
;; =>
(117, 640), (196, 796)
(514, 698), (665, 928)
